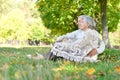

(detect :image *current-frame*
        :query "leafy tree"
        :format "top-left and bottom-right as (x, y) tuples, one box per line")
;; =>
(17, 0), (50, 43)
(29, 18), (50, 41)
(99, 0), (120, 48)
(36, 0), (120, 47)
(0, 0), (50, 45)
(107, 0), (120, 32)
(37, 0), (100, 36)
(0, 0), (15, 17)
(99, 0), (111, 48)
(0, 9), (30, 44)
(37, 0), (78, 36)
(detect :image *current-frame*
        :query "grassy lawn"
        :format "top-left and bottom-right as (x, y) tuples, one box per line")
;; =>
(0, 47), (120, 80)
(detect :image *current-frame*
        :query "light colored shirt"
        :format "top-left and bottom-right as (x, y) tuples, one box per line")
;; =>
(53, 29), (105, 62)
(62, 29), (105, 54)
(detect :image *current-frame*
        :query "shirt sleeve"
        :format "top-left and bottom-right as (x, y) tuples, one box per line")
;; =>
(97, 40), (105, 54)
(93, 30), (105, 54)
(64, 30), (78, 39)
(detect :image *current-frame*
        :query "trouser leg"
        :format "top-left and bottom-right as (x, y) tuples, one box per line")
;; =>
(43, 52), (58, 61)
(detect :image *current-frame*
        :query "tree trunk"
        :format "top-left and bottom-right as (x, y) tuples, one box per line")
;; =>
(100, 0), (111, 48)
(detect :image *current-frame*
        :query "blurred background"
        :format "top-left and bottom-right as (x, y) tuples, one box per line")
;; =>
(0, 0), (119, 48)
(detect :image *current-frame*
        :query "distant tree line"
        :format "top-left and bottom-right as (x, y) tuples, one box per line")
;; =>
(0, 0), (51, 45)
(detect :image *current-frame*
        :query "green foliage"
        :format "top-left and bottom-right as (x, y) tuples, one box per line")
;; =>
(29, 18), (50, 41)
(36, 0), (120, 36)
(37, 0), (80, 35)
(0, 0), (15, 17)
(107, 0), (120, 32)
(0, 0), (119, 44)
(0, 9), (30, 43)
(0, 9), (25, 40)
(0, 0), (50, 44)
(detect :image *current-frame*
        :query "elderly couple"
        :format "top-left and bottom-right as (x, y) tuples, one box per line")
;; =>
(27, 15), (105, 62)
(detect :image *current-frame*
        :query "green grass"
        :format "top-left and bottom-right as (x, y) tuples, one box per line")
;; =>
(0, 47), (120, 80)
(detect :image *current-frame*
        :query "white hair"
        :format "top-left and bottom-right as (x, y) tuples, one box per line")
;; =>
(78, 15), (96, 28)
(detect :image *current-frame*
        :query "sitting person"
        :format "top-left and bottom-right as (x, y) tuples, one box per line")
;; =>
(27, 15), (105, 62)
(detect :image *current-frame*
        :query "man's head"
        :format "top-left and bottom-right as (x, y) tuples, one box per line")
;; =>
(78, 15), (96, 30)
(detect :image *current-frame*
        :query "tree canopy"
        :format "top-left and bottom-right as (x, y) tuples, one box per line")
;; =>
(36, 0), (120, 35)
(0, 0), (50, 44)
(0, 0), (120, 46)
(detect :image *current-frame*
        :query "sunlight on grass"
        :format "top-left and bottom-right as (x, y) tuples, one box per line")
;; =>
(0, 47), (120, 80)
(0, 44), (51, 48)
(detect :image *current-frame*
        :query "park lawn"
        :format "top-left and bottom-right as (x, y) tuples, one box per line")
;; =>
(0, 47), (120, 80)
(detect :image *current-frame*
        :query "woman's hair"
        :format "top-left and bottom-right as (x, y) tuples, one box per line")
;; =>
(78, 15), (96, 28)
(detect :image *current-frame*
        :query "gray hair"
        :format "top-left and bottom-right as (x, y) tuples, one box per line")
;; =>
(78, 15), (96, 28)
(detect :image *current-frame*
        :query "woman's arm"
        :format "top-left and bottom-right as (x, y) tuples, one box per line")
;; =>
(87, 40), (105, 57)
(56, 30), (78, 42)
(87, 30), (105, 57)
(97, 40), (105, 54)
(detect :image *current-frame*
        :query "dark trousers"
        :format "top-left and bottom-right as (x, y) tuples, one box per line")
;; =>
(43, 52), (57, 61)
(43, 52), (63, 61)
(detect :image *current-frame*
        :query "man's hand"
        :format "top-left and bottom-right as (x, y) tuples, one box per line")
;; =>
(87, 48), (98, 57)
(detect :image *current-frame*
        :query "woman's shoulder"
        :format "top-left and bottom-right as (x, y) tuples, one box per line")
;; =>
(70, 29), (83, 34)
(87, 29), (98, 33)
(86, 29), (99, 36)
(92, 29), (99, 35)
(91, 29), (100, 37)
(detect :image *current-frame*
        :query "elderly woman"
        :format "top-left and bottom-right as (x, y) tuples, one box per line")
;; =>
(27, 15), (105, 62)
